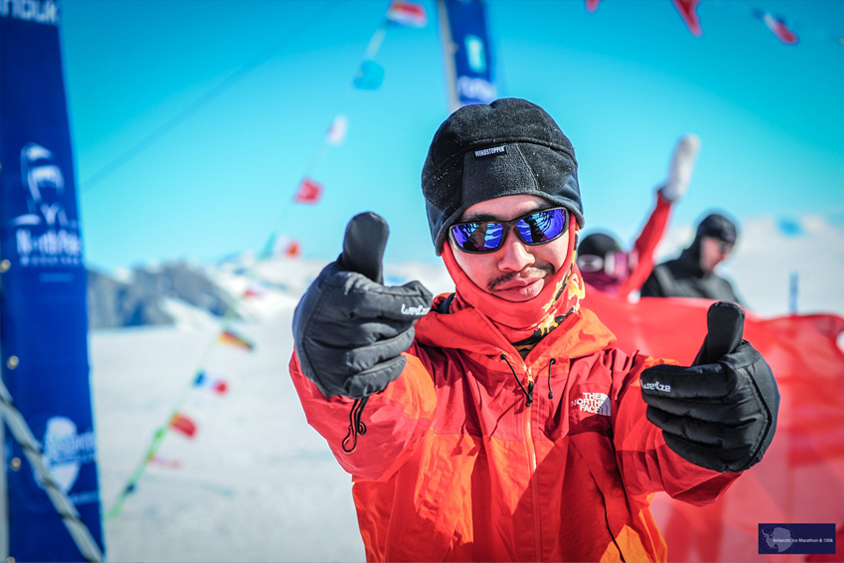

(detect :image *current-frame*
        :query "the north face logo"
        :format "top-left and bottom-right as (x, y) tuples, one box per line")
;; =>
(571, 392), (611, 416)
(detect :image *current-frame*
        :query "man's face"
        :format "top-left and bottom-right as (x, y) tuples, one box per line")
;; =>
(450, 194), (571, 302)
(699, 236), (733, 273)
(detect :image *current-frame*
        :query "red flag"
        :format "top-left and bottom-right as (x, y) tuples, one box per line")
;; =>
(585, 0), (600, 13)
(170, 413), (197, 438)
(583, 289), (844, 562)
(759, 11), (799, 45)
(294, 178), (323, 204)
(387, 1), (427, 28)
(671, 0), (702, 37)
(284, 239), (301, 258)
(243, 282), (265, 299)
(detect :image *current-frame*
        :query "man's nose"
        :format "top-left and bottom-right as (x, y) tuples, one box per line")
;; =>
(497, 233), (535, 272)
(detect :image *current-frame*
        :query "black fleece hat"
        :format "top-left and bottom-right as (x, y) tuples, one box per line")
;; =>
(421, 98), (584, 255)
(696, 213), (738, 244)
(578, 232), (621, 258)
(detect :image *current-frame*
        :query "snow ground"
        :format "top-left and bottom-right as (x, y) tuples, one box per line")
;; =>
(91, 214), (844, 561)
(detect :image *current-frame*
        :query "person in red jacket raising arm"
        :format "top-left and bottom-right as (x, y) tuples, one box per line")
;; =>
(289, 99), (778, 562)
(576, 134), (700, 301)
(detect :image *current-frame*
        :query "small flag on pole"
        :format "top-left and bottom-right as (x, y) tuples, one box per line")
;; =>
(271, 235), (302, 258)
(219, 329), (255, 351)
(283, 239), (301, 258)
(353, 60), (385, 90)
(671, 0), (703, 37)
(149, 456), (181, 469)
(294, 177), (323, 204)
(243, 283), (265, 299)
(326, 115), (348, 145)
(754, 10), (799, 44)
(170, 413), (197, 438)
(387, 1), (427, 28)
(193, 371), (230, 394)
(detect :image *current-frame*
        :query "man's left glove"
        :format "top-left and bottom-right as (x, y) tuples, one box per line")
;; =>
(640, 302), (779, 472)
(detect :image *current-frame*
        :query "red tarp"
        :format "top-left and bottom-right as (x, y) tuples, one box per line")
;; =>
(584, 288), (844, 562)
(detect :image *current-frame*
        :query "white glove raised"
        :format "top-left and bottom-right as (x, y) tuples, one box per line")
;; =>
(659, 134), (701, 203)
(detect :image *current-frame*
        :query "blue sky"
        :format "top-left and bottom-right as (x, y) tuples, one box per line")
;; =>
(59, 0), (844, 272)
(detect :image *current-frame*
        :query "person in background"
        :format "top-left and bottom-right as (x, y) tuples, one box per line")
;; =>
(640, 211), (742, 304)
(577, 134), (700, 301)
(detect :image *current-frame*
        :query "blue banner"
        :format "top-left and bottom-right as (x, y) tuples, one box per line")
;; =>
(0, 1), (105, 561)
(438, 0), (496, 111)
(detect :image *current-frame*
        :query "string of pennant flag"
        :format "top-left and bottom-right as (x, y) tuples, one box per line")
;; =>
(106, 0), (429, 521)
(289, 0), (428, 223)
(106, 293), (258, 519)
(588, 0), (844, 46)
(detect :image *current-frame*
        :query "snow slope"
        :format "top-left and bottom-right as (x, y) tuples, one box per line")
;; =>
(91, 213), (844, 561)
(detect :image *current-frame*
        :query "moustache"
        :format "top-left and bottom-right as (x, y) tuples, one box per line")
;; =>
(487, 264), (556, 293)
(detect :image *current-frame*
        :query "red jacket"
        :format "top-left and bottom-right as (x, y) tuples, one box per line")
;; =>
(289, 295), (739, 562)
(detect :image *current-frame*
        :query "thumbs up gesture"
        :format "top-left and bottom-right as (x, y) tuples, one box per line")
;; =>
(640, 302), (780, 472)
(293, 212), (434, 398)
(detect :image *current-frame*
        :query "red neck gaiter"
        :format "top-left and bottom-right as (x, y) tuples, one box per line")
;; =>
(441, 223), (586, 349)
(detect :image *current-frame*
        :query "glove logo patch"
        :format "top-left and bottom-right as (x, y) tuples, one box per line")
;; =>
(401, 303), (430, 316)
(642, 380), (671, 393)
(572, 392), (611, 416)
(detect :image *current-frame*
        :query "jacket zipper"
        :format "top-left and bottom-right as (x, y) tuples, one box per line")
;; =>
(523, 363), (542, 562)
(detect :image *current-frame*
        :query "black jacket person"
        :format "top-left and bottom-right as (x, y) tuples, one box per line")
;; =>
(641, 212), (743, 304)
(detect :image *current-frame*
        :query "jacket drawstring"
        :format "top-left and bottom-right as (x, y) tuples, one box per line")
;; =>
(500, 354), (533, 407)
(547, 358), (556, 399)
(342, 396), (369, 453)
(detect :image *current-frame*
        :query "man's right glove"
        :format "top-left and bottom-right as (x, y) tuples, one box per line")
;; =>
(640, 302), (779, 473)
(292, 212), (433, 399)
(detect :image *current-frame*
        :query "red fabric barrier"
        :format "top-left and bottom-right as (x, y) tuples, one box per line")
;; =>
(584, 288), (844, 562)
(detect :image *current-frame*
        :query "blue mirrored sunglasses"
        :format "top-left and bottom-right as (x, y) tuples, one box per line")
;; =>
(449, 207), (568, 254)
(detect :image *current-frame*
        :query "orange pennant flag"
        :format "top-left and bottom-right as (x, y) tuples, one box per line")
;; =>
(218, 329), (254, 351)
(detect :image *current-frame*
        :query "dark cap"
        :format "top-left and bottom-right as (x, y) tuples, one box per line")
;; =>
(696, 213), (739, 244)
(578, 232), (621, 258)
(421, 98), (584, 255)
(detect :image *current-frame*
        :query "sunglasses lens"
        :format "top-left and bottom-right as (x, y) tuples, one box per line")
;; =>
(451, 222), (504, 252)
(516, 208), (567, 244)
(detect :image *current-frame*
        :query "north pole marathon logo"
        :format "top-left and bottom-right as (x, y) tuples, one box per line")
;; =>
(13, 143), (82, 268)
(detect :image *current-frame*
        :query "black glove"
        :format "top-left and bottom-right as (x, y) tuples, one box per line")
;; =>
(640, 302), (779, 473)
(293, 212), (433, 398)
